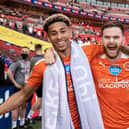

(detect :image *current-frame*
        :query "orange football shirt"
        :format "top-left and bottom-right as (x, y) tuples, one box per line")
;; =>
(91, 53), (129, 129)
(27, 43), (103, 129)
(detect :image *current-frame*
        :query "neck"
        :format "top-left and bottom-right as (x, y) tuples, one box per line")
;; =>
(36, 51), (42, 55)
(56, 47), (71, 58)
(106, 52), (122, 62)
(23, 58), (28, 61)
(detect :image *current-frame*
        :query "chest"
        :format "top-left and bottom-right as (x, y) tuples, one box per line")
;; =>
(92, 59), (129, 82)
(92, 59), (129, 97)
(19, 61), (30, 73)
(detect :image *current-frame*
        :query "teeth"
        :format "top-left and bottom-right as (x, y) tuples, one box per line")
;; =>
(107, 45), (116, 50)
(108, 45), (115, 47)
(108, 46), (115, 48)
(108, 48), (116, 51)
(58, 42), (65, 44)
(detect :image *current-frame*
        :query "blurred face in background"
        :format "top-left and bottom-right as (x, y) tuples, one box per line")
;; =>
(21, 47), (30, 60)
(102, 27), (125, 60)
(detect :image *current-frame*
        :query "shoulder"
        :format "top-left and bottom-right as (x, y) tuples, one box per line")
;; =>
(16, 59), (23, 62)
(91, 54), (105, 65)
(35, 58), (45, 65)
(16, 59), (23, 65)
(121, 53), (129, 59)
(31, 58), (46, 75)
(97, 53), (129, 60)
(12, 59), (25, 67)
(97, 54), (106, 59)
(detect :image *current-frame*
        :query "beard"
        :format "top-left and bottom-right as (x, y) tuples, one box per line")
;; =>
(104, 45), (122, 59)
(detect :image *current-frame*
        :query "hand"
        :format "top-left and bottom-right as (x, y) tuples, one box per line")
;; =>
(44, 48), (56, 64)
(121, 45), (129, 55)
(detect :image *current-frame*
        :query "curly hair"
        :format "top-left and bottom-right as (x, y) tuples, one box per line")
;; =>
(43, 13), (71, 33)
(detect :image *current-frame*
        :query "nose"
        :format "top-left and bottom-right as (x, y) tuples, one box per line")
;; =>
(109, 37), (114, 43)
(57, 33), (62, 40)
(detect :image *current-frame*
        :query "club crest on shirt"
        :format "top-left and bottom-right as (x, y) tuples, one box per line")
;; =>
(109, 65), (122, 76)
(123, 62), (129, 71)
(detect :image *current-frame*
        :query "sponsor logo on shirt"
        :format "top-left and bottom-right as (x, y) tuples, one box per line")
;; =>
(123, 62), (129, 71)
(98, 80), (129, 88)
(109, 65), (122, 76)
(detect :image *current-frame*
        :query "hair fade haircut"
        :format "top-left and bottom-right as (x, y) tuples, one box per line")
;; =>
(35, 44), (42, 51)
(101, 21), (124, 36)
(43, 13), (71, 33)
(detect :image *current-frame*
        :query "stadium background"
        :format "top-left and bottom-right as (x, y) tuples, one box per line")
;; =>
(0, 0), (128, 129)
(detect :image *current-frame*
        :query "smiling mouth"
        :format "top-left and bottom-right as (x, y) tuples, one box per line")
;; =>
(108, 47), (116, 50)
(57, 41), (65, 44)
(107, 45), (117, 50)
(56, 41), (65, 47)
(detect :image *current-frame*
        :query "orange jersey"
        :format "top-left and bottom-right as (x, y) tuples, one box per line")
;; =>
(81, 43), (103, 62)
(62, 56), (80, 129)
(27, 43), (103, 129)
(27, 43), (103, 87)
(27, 58), (47, 87)
(91, 53), (129, 129)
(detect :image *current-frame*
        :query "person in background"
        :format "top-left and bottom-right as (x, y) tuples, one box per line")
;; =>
(26, 44), (43, 124)
(7, 46), (32, 129)
(86, 37), (91, 45)
(0, 50), (12, 85)
(0, 50), (6, 84)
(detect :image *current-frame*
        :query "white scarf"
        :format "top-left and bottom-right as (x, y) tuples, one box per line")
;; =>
(42, 42), (104, 129)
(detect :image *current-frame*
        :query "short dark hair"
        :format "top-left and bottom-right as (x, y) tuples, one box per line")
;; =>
(101, 21), (124, 36)
(43, 13), (71, 33)
(22, 46), (30, 50)
(35, 44), (42, 51)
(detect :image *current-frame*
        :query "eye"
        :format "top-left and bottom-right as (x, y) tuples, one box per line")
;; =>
(114, 36), (119, 39)
(104, 36), (110, 39)
(61, 30), (66, 33)
(51, 32), (57, 36)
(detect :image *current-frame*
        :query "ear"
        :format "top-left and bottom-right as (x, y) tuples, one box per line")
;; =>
(122, 36), (125, 45)
(100, 37), (103, 44)
(46, 34), (51, 43)
(69, 28), (73, 38)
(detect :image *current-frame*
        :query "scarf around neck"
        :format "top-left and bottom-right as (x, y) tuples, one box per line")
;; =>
(42, 42), (104, 129)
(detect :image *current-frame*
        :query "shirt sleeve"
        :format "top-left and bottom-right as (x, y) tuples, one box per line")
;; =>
(81, 43), (104, 62)
(27, 60), (46, 87)
(9, 61), (19, 72)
